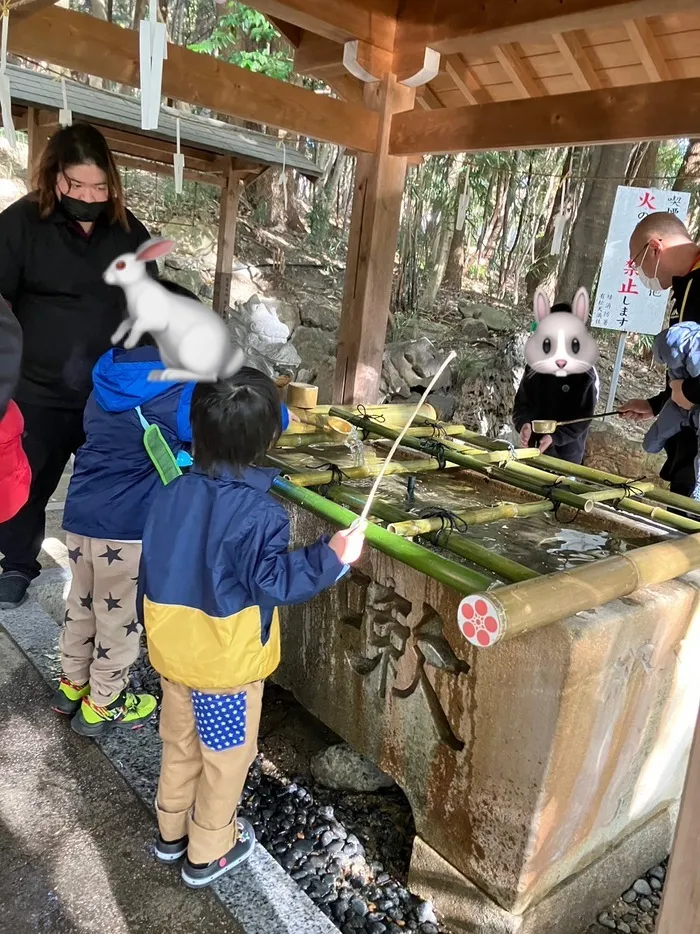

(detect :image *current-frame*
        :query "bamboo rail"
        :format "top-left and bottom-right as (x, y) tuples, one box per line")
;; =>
(456, 533), (700, 648)
(271, 476), (493, 594)
(335, 411), (699, 535)
(287, 459), (463, 488)
(387, 500), (554, 536)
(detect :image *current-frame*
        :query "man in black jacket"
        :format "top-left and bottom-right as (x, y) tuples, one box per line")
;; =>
(620, 212), (700, 495)
(0, 124), (152, 609)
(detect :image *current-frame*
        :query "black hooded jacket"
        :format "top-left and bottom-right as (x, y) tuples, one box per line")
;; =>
(646, 258), (700, 490)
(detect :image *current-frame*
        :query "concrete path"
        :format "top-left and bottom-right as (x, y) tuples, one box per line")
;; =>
(0, 627), (241, 934)
(0, 577), (338, 934)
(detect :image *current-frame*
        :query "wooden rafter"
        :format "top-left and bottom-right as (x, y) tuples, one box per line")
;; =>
(8, 7), (379, 152)
(552, 31), (601, 91)
(390, 76), (700, 155)
(393, 0), (699, 71)
(115, 153), (225, 187)
(625, 18), (671, 83)
(246, 0), (397, 50)
(444, 54), (486, 106)
(493, 44), (542, 98)
(416, 85), (442, 110)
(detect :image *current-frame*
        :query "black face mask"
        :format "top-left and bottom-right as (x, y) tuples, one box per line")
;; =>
(60, 194), (107, 223)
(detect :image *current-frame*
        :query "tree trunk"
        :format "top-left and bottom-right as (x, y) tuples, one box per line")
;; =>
(633, 141), (661, 188)
(525, 149), (572, 303)
(249, 169), (286, 230)
(674, 139), (700, 193)
(419, 154), (464, 310)
(443, 224), (465, 290)
(557, 143), (634, 301)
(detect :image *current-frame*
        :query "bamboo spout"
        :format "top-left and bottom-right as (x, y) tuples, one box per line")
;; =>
(387, 500), (553, 536)
(457, 533), (700, 648)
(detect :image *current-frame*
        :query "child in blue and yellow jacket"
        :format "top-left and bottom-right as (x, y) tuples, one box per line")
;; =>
(141, 367), (364, 889)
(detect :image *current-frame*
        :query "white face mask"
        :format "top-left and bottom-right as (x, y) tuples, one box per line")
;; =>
(637, 245), (664, 292)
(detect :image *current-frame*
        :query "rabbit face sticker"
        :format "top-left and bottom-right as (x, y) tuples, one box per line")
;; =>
(525, 287), (599, 378)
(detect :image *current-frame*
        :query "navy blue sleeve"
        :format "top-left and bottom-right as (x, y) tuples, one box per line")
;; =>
(175, 383), (195, 443)
(238, 510), (345, 607)
(513, 368), (534, 432)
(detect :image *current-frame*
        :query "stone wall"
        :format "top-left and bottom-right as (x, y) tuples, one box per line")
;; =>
(277, 502), (700, 932)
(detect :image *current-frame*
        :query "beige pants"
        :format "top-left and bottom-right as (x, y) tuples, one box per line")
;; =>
(156, 677), (264, 865)
(60, 533), (142, 706)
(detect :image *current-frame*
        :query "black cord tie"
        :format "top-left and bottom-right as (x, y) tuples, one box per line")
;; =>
(417, 507), (468, 535)
(356, 404), (386, 441)
(419, 439), (447, 470)
(316, 462), (348, 496)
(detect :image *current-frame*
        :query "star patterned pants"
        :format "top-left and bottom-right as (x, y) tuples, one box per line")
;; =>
(59, 534), (142, 706)
(156, 677), (264, 865)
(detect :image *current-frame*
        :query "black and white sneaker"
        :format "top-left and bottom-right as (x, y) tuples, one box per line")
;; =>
(154, 834), (188, 864)
(181, 819), (255, 889)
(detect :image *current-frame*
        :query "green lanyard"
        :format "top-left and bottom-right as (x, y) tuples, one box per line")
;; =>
(135, 407), (182, 486)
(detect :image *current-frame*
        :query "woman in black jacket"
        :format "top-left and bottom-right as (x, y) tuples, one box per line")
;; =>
(0, 123), (153, 608)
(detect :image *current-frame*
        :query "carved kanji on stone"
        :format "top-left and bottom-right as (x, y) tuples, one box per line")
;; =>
(341, 574), (469, 750)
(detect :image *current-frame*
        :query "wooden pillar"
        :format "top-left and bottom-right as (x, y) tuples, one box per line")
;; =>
(333, 76), (415, 405)
(656, 703), (700, 934)
(26, 108), (53, 187)
(213, 158), (245, 317)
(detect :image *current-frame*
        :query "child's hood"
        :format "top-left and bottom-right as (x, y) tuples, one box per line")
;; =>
(92, 347), (178, 413)
(653, 321), (700, 369)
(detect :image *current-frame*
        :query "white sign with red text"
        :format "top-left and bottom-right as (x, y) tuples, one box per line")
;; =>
(592, 186), (691, 335)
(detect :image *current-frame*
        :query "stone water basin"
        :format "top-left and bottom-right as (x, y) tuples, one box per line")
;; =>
(273, 442), (700, 934)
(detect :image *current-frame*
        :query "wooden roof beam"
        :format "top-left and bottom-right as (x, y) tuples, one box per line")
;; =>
(115, 153), (225, 187)
(393, 0), (699, 72)
(11, 0), (59, 19)
(625, 18), (671, 83)
(389, 77), (700, 155)
(8, 6), (379, 152)
(245, 0), (397, 50)
(493, 44), (542, 98)
(552, 31), (601, 91)
(443, 54), (486, 106)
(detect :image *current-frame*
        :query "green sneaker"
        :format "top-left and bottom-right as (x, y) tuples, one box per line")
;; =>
(51, 677), (90, 716)
(71, 690), (157, 738)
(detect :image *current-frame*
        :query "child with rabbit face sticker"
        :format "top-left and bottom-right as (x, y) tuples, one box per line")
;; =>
(525, 287), (599, 377)
(513, 287), (600, 464)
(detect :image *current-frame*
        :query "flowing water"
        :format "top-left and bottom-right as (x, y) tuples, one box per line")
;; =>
(272, 439), (667, 579)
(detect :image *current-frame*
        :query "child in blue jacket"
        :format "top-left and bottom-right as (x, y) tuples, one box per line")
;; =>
(53, 281), (270, 737)
(141, 367), (364, 889)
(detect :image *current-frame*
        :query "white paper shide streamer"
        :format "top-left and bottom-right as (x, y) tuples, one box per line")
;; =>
(139, 0), (166, 130)
(59, 77), (72, 127)
(173, 116), (184, 194)
(0, 10), (16, 151)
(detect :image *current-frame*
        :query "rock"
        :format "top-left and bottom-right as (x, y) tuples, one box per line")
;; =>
(633, 879), (652, 897)
(649, 876), (662, 891)
(638, 898), (652, 912)
(460, 318), (491, 342)
(311, 744), (396, 793)
(649, 865), (666, 882)
(419, 926), (439, 934)
(228, 294), (301, 378)
(299, 298), (339, 332)
(459, 301), (511, 331)
(416, 903), (437, 925)
(292, 326), (337, 403)
(622, 890), (637, 904)
(268, 299), (301, 335)
(350, 897), (368, 917)
(618, 924), (631, 934)
(454, 332), (525, 437)
(598, 913), (617, 930)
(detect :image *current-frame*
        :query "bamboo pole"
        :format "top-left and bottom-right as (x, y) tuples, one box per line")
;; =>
(287, 459), (463, 488)
(308, 402), (438, 426)
(387, 500), (554, 536)
(271, 476), (493, 594)
(338, 412), (699, 534)
(323, 486), (538, 583)
(456, 533), (700, 648)
(275, 432), (344, 448)
(461, 429), (700, 518)
(289, 409), (355, 435)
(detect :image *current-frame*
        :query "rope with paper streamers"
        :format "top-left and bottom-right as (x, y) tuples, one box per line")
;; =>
(0, 2), (16, 151)
(349, 350), (457, 533)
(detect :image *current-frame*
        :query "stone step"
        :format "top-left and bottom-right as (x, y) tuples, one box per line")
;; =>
(1, 575), (338, 934)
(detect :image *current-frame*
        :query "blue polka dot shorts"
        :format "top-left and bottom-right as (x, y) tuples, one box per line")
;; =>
(191, 690), (247, 751)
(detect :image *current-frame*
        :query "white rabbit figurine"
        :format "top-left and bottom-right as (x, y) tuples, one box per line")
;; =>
(104, 238), (245, 383)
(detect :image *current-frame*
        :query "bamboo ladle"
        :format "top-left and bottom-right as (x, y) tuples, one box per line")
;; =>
(531, 410), (620, 434)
